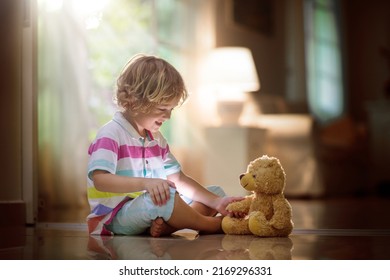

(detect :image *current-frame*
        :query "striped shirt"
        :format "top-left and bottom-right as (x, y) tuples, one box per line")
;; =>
(86, 111), (181, 235)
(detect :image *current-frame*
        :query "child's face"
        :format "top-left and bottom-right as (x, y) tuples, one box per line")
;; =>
(131, 98), (179, 135)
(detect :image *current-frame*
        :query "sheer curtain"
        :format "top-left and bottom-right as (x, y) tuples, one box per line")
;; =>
(37, 0), (216, 210)
(38, 1), (91, 208)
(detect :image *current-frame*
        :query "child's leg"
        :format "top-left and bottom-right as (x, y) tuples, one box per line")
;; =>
(107, 188), (177, 236)
(107, 187), (224, 237)
(189, 201), (218, 216)
(150, 192), (224, 237)
(166, 193), (223, 234)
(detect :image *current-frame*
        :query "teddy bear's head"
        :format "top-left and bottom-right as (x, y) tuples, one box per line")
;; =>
(239, 155), (286, 195)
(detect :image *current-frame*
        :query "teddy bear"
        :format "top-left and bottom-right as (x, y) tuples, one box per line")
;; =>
(221, 155), (294, 237)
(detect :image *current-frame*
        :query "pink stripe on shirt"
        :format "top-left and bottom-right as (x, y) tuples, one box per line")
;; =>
(117, 144), (169, 160)
(88, 137), (118, 155)
(89, 136), (170, 160)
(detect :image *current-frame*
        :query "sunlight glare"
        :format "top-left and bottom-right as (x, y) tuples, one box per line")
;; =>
(71, 0), (109, 29)
(42, 0), (63, 12)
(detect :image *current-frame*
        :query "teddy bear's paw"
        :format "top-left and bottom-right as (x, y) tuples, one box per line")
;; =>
(225, 204), (235, 211)
(226, 199), (250, 213)
(222, 216), (251, 235)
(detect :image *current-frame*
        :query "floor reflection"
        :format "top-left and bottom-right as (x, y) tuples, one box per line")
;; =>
(221, 235), (293, 260)
(2, 197), (390, 260)
(87, 232), (294, 260)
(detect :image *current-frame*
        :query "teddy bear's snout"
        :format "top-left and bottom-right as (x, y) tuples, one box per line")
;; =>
(240, 173), (256, 191)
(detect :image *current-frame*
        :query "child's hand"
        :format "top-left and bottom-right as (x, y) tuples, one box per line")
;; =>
(144, 178), (176, 206)
(215, 196), (245, 217)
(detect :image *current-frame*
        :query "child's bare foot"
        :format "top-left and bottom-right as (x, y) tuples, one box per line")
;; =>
(150, 217), (176, 237)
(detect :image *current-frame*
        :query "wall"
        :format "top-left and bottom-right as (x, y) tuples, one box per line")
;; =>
(0, 0), (25, 227)
(0, 0), (37, 227)
(341, 0), (390, 192)
(0, 1), (23, 201)
(342, 0), (390, 120)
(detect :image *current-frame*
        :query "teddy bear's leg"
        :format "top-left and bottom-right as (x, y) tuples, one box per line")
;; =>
(248, 211), (275, 237)
(249, 212), (293, 237)
(222, 216), (251, 235)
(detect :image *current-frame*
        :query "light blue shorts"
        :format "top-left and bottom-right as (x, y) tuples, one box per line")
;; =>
(106, 185), (225, 235)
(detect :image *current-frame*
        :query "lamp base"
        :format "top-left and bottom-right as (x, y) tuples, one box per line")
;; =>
(216, 100), (244, 125)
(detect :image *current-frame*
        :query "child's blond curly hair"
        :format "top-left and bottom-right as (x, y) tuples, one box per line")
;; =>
(115, 54), (188, 113)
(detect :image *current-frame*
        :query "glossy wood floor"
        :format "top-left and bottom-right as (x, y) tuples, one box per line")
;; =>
(2, 196), (390, 260)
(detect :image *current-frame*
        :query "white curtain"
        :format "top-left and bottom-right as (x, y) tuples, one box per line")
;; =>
(38, 1), (92, 208)
(38, 1), (90, 206)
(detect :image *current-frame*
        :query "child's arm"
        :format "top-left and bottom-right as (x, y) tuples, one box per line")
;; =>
(168, 171), (244, 216)
(92, 170), (175, 206)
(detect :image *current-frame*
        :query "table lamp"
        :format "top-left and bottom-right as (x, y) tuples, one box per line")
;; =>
(203, 47), (260, 125)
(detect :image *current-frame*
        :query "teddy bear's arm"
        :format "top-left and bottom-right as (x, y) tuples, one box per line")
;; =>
(270, 196), (293, 229)
(226, 195), (253, 213)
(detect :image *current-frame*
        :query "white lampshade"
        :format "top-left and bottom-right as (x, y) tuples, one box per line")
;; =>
(202, 47), (260, 125)
(203, 47), (260, 100)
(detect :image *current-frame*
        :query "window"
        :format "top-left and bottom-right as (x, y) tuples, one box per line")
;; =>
(304, 0), (345, 124)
